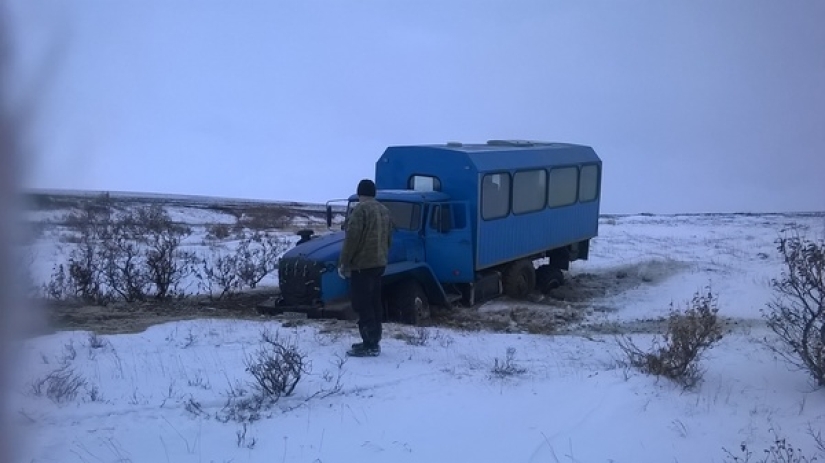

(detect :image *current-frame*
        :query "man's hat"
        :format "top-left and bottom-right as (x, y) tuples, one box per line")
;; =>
(357, 179), (376, 197)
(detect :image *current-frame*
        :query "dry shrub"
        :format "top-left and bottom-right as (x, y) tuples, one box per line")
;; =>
(234, 231), (289, 289)
(491, 347), (527, 378)
(617, 287), (723, 388)
(236, 205), (293, 230)
(48, 197), (193, 303)
(195, 252), (241, 300)
(206, 223), (232, 240)
(195, 230), (289, 299)
(723, 433), (822, 463)
(244, 329), (307, 399)
(29, 366), (87, 404)
(762, 235), (825, 387)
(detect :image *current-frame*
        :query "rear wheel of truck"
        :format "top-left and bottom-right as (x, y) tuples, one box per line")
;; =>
(502, 259), (536, 299)
(387, 279), (430, 325)
(535, 265), (564, 294)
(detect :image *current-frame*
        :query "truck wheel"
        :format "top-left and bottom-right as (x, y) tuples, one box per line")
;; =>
(388, 280), (430, 325)
(502, 259), (536, 299)
(536, 265), (564, 294)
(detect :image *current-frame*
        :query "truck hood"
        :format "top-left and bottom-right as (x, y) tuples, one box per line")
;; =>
(283, 231), (345, 263)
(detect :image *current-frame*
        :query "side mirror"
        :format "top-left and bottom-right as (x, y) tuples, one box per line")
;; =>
(326, 205), (333, 228)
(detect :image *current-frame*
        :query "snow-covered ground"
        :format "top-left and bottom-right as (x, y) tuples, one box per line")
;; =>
(10, 200), (825, 463)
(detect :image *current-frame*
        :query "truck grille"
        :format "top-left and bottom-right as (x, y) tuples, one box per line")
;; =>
(278, 257), (323, 306)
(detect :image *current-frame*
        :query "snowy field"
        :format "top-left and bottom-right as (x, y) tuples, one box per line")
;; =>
(9, 194), (825, 463)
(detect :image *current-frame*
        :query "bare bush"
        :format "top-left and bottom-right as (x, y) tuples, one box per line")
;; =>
(87, 332), (108, 350)
(206, 223), (231, 241)
(723, 434), (821, 463)
(762, 235), (825, 387)
(63, 193), (115, 232)
(491, 347), (527, 378)
(186, 373), (210, 390)
(617, 288), (723, 388)
(44, 264), (70, 300)
(184, 396), (208, 418)
(29, 366), (87, 404)
(181, 330), (197, 349)
(236, 423), (257, 449)
(61, 193), (113, 304)
(216, 392), (269, 424)
(50, 199), (285, 303)
(139, 205), (194, 299)
(234, 231), (289, 289)
(86, 385), (103, 403)
(66, 234), (107, 304)
(196, 252), (242, 300)
(236, 205), (293, 231)
(396, 327), (454, 347)
(67, 253), (105, 304)
(244, 330), (307, 399)
(814, 427), (825, 455)
(100, 218), (150, 302)
(60, 340), (77, 365)
(315, 355), (347, 398)
(195, 230), (288, 298)
(100, 205), (194, 301)
(48, 199), (196, 303)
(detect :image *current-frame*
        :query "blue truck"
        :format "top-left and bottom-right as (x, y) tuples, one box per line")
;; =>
(265, 140), (602, 324)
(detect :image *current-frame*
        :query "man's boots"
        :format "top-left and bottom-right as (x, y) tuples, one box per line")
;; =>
(347, 343), (380, 357)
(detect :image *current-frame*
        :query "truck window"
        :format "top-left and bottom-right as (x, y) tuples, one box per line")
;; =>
(429, 204), (452, 232)
(579, 164), (600, 202)
(382, 201), (422, 231)
(409, 175), (441, 192)
(513, 169), (547, 214)
(547, 167), (578, 208)
(481, 173), (511, 220)
(453, 203), (466, 228)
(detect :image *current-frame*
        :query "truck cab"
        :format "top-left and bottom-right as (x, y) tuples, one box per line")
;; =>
(267, 140), (602, 324)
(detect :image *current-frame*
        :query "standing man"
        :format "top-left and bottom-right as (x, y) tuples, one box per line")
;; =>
(339, 179), (392, 357)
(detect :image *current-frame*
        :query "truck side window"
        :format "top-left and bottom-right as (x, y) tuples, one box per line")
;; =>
(429, 204), (452, 233)
(579, 165), (600, 202)
(548, 167), (578, 208)
(452, 204), (466, 228)
(481, 173), (511, 220)
(513, 169), (547, 214)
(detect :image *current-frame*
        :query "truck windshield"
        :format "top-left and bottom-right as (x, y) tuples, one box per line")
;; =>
(348, 200), (422, 231)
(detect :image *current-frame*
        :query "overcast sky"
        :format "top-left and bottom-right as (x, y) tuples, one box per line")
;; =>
(6, 0), (825, 214)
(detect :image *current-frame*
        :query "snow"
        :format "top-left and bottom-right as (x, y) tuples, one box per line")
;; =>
(163, 206), (238, 226)
(10, 211), (825, 463)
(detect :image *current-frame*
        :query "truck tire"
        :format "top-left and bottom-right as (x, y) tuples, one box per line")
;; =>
(387, 279), (430, 325)
(502, 259), (535, 299)
(535, 265), (564, 294)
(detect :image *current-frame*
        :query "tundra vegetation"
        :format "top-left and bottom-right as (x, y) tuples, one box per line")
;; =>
(17, 193), (825, 461)
(40, 192), (290, 304)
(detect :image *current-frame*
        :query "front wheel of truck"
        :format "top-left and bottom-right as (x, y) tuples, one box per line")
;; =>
(387, 279), (431, 325)
(503, 259), (536, 299)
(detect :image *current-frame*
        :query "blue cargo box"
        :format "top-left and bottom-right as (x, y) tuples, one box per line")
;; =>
(375, 140), (602, 270)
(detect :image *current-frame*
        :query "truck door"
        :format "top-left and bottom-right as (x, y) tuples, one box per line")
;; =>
(424, 202), (474, 283)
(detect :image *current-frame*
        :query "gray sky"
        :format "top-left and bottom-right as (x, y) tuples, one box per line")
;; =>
(7, 0), (825, 214)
